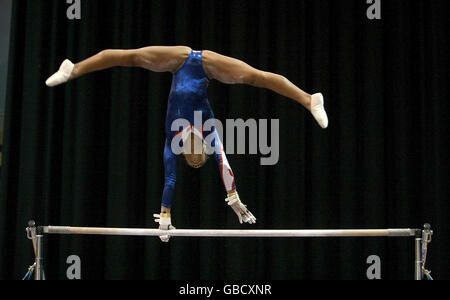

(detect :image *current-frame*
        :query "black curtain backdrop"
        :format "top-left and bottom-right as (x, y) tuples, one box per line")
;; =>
(0, 0), (448, 280)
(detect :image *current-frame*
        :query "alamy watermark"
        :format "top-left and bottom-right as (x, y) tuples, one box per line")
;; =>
(366, 255), (381, 280)
(65, 1), (381, 22)
(367, 0), (382, 20)
(171, 112), (280, 166)
(67, 0), (81, 20)
(66, 255), (82, 280)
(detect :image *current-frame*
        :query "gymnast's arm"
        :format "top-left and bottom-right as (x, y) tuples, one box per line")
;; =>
(161, 139), (178, 215)
(153, 140), (177, 242)
(45, 46), (192, 86)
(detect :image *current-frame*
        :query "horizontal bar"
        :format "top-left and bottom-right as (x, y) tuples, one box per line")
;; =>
(43, 226), (417, 238)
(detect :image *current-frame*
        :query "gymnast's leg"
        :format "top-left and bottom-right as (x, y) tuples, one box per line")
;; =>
(45, 46), (192, 86)
(202, 50), (329, 129)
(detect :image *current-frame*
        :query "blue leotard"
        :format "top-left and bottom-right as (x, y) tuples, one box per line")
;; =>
(162, 50), (236, 208)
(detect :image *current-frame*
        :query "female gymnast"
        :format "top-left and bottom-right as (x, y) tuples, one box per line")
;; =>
(46, 46), (328, 242)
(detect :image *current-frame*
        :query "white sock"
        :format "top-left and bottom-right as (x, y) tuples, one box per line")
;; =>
(310, 93), (329, 129)
(45, 59), (75, 87)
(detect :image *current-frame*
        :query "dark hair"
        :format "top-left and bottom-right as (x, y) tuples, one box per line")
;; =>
(183, 152), (209, 169)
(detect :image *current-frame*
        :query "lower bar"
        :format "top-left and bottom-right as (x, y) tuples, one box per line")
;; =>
(43, 226), (417, 238)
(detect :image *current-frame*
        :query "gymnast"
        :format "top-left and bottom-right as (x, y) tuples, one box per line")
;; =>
(46, 46), (328, 242)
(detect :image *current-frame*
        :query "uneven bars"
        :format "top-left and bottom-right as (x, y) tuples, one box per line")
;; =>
(28, 223), (431, 280)
(43, 226), (418, 238)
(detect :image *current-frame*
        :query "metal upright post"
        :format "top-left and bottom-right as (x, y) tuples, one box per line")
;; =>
(26, 221), (45, 280)
(421, 224), (434, 280)
(35, 234), (43, 280)
(414, 237), (423, 280)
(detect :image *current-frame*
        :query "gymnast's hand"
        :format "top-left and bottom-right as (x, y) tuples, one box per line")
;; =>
(154, 213), (176, 243)
(226, 192), (257, 225)
(46, 59), (75, 87)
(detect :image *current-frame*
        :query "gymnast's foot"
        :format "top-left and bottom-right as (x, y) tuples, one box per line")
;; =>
(310, 93), (329, 129)
(46, 59), (75, 87)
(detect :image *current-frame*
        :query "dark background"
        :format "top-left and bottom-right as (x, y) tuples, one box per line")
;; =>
(0, 0), (448, 280)
(0, 0), (12, 164)
(0, 0), (12, 116)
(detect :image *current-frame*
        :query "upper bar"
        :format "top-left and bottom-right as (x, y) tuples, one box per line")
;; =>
(43, 226), (417, 238)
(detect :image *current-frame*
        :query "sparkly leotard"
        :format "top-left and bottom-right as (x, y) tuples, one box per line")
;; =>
(162, 50), (235, 208)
